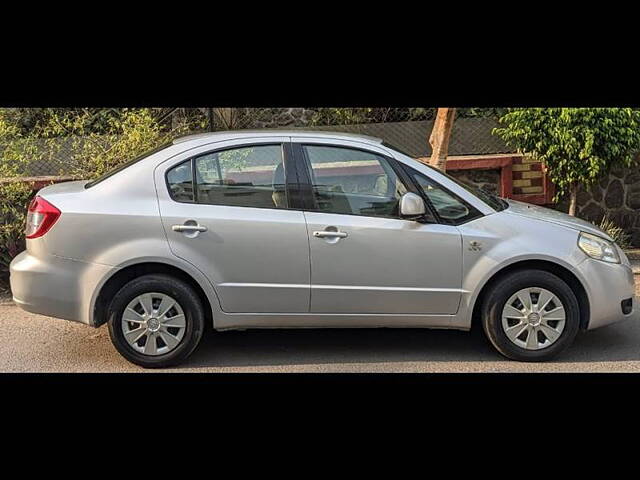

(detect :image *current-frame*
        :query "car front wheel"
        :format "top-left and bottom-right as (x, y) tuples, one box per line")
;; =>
(107, 274), (205, 368)
(481, 269), (580, 362)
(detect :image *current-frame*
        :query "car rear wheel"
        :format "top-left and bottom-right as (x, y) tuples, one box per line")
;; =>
(107, 274), (205, 368)
(481, 269), (580, 362)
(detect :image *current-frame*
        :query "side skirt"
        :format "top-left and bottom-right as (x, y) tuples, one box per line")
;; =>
(213, 312), (469, 331)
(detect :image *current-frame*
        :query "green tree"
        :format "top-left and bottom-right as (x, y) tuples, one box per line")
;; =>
(494, 108), (640, 216)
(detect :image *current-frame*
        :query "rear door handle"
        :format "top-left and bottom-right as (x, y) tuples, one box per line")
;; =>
(313, 230), (348, 238)
(172, 224), (208, 232)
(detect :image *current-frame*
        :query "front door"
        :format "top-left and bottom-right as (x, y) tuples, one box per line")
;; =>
(157, 139), (311, 313)
(295, 141), (464, 315)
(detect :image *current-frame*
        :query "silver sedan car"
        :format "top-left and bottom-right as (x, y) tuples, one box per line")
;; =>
(9, 131), (637, 367)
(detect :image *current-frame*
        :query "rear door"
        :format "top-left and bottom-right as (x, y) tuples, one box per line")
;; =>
(156, 137), (311, 313)
(293, 138), (464, 315)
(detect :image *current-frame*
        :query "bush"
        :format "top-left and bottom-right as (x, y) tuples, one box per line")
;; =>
(597, 216), (631, 249)
(0, 181), (35, 284)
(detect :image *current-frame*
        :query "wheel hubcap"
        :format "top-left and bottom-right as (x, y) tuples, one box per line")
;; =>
(527, 312), (541, 326)
(121, 292), (186, 356)
(147, 318), (160, 332)
(501, 287), (566, 351)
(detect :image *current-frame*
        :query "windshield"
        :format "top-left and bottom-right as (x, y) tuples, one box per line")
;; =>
(84, 142), (172, 188)
(382, 141), (508, 212)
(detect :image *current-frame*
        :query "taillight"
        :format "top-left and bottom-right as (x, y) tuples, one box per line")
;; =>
(25, 196), (61, 239)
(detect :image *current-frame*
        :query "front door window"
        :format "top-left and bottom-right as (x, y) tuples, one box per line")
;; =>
(302, 145), (407, 218)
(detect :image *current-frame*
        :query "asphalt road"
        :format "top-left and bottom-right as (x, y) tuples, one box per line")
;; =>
(2, 288), (640, 372)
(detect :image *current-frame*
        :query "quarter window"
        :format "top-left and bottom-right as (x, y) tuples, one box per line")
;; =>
(167, 160), (194, 202)
(407, 168), (480, 223)
(303, 145), (407, 218)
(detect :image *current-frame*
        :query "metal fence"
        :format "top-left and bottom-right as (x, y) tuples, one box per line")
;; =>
(3, 108), (514, 177)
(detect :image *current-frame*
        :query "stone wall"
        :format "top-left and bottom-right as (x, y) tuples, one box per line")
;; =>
(448, 169), (501, 194)
(558, 165), (640, 246)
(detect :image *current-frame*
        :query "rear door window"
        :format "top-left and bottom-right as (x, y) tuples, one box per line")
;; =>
(166, 144), (289, 209)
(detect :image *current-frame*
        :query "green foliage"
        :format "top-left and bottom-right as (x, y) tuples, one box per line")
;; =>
(457, 108), (507, 118)
(198, 148), (255, 182)
(218, 148), (253, 171)
(308, 107), (505, 127)
(493, 108), (640, 203)
(0, 108), (196, 286)
(0, 112), (32, 176)
(598, 216), (631, 249)
(310, 107), (441, 126)
(35, 108), (192, 179)
(0, 181), (34, 282)
(0, 113), (36, 282)
(1, 108), (167, 136)
(311, 108), (377, 125)
(0, 108), (200, 179)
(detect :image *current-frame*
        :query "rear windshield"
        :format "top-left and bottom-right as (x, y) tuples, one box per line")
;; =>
(84, 142), (171, 188)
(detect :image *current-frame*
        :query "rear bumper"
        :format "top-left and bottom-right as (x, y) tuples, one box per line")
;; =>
(9, 250), (114, 326)
(577, 258), (638, 330)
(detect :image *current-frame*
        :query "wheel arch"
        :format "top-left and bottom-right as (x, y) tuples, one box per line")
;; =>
(92, 261), (216, 329)
(470, 259), (591, 331)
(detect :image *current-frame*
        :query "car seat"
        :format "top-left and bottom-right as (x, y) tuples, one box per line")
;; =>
(272, 162), (287, 208)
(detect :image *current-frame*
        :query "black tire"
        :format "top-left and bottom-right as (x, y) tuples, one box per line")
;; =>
(107, 274), (205, 368)
(481, 269), (580, 362)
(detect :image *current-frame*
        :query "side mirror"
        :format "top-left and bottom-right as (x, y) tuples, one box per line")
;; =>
(399, 192), (426, 219)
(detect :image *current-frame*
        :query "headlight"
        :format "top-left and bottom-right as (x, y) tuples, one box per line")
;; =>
(578, 232), (620, 264)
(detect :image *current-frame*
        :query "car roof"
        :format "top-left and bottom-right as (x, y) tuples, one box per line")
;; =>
(172, 129), (383, 146)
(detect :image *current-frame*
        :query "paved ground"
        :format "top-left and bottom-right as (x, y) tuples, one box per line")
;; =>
(1, 282), (640, 372)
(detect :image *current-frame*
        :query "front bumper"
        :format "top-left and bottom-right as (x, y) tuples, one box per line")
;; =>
(577, 257), (638, 329)
(9, 250), (114, 326)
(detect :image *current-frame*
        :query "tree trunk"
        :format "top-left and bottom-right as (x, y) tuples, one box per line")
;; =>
(214, 108), (234, 129)
(568, 182), (579, 216)
(428, 108), (456, 171)
(208, 108), (215, 132)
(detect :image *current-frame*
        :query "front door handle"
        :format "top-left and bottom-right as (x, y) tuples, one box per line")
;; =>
(172, 224), (208, 233)
(313, 230), (348, 238)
